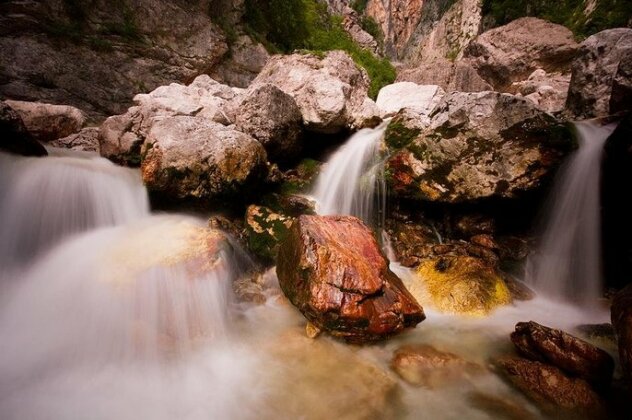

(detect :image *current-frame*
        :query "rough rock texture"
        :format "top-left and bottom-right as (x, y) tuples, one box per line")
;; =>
(566, 28), (632, 119)
(140, 116), (267, 202)
(612, 284), (632, 386)
(496, 357), (605, 417)
(385, 91), (573, 203)
(245, 205), (292, 263)
(375, 82), (445, 118)
(409, 256), (512, 316)
(511, 321), (614, 388)
(0, 0), (229, 120)
(4, 100), (86, 142)
(463, 18), (578, 92)
(251, 51), (374, 133)
(0, 101), (47, 156)
(210, 35), (270, 88)
(510, 69), (572, 114)
(366, 0), (425, 58)
(391, 344), (482, 388)
(99, 75), (242, 165)
(49, 127), (100, 152)
(234, 84), (303, 160)
(276, 215), (425, 343)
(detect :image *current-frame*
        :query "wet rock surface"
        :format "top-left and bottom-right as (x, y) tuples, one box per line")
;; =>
(511, 321), (614, 388)
(0, 101), (47, 157)
(276, 215), (425, 343)
(612, 284), (632, 387)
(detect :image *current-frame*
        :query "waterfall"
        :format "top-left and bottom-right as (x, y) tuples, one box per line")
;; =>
(0, 151), (149, 272)
(311, 123), (388, 228)
(526, 121), (617, 304)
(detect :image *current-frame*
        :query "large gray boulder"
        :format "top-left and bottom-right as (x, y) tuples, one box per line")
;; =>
(251, 51), (376, 133)
(141, 116), (267, 201)
(384, 91), (573, 203)
(375, 82), (445, 118)
(234, 84), (303, 160)
(99, 75), (242, 165)
(566, 28), (632, 119)
(4, 100), (86, 142)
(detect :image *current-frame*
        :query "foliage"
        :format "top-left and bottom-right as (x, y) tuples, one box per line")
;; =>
(244, 0), (395, 98)
(359, 16), (384, 49)
(482, 0), (632, 38)
(351, 0), (369, 14)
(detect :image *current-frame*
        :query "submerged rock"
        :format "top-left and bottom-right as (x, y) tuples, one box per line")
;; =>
(4, 100), (85, 142)
(234, 84), (303, 161)
(410, 256), (512, 316)
(385, 91), (573, 203)
(0, 101), (47, 157)
(511, 321), (614, 388)
(251, 51), (374, 133)
(612, 284), (632, 388)
(566, 28), (632, 119)
(140, 116), (267, 202)
(276, 215), (425, 343)
(496, 357), (605, 417)
(390, 344), (482, 388)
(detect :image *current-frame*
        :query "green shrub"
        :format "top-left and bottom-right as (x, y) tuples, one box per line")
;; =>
(351, 0), (369, 14)
(359, 16), (384, 49)
(244, 0), (395, 98)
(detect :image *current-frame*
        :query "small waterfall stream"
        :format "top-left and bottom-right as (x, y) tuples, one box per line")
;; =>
(526, 121), (617, 304)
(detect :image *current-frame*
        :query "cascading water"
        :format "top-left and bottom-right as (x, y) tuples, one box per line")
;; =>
(526, 121), (617, 304)
(312, 123), (388, 227)
(0, 151), (149, 273)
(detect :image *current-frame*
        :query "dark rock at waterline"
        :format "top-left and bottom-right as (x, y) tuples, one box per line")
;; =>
(234, 84), (303, 161)
(566, 28), (632, 119)
(276, 215), (425, 343)
(4, 100), (86, 142)
(511, 321), (614, 389)
(612, 284), (632, 389)
(0, 101), (47, 157)
(496, 356), (605, 417)
(385, 91), (573, 203)
(503, 275), (535, 302)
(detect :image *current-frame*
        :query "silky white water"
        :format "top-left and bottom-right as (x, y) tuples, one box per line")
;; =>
(0, 145), (614, 420)
(526, 121), (617, 304)
(312, 123), (387, 227)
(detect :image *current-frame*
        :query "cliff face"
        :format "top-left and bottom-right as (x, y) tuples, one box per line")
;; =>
(0, 0), (262, 121)
(365, 0), (425, 58)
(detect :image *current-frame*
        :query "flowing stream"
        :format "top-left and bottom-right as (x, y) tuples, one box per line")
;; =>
(0, 135), (615, 420)
(526, 121), (617, 304)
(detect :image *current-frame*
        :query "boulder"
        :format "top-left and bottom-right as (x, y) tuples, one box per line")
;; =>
(99, 75), (242, 165)
(390, 344), (482, 388)
(0, 101), (47, 156)
(49, 127), (100, 152)
(251, 51), (374, 133)
(376, 82), (445, 118)
(612, 283), (632, 386)
(210, 35), (270, 88)
(408, 256), (512, 316)
(4, 100), (85, 142)
(512, 69), (572, 114)
(140, 116), (267, 202)
(234, 84), (303, 160)
(566, 28), (632, 119)
(245, 205), (293, 263)
(463, 17), (578, 92)
(385, 91), (573, 203)
(276, 215), (425, 343)
(496, 357), (605, 417)
(511, 321), (614, 388)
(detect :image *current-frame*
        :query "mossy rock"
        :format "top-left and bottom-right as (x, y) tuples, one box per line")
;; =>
(383, 111), (424, 151)
(406, 256), (512, 316)
(245, 205), (293, 263)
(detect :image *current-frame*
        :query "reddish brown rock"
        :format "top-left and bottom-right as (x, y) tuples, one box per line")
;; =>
(391, 344), (482, 388)
(612, 284), (632, 387)
(511, 321), (614, 388)
(496, 357), (605, 417)
(276, 215), (425, 343)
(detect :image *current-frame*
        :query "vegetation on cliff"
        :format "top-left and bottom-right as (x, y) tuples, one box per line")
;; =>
(244, 0), (395, 97)
(483, 0), (632, 38)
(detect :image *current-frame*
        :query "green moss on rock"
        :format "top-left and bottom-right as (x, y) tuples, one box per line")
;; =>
(245, 205), (293, 263)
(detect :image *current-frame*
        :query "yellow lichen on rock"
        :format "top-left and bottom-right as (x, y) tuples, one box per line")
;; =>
(410, 256), (512, 316)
